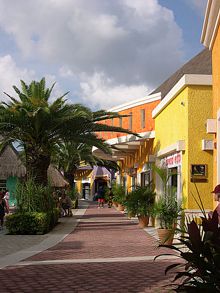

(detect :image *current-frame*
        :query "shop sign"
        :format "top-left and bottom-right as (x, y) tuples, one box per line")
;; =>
(162, 152), (181, 168)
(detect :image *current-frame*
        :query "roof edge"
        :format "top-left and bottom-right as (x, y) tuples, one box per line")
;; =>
(201, 0), (220, 49)
(108, 93), (161, 113)
(152, 74), (212, 118)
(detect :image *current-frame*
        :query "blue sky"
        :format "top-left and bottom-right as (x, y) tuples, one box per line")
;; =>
(0, 0), (207, 109)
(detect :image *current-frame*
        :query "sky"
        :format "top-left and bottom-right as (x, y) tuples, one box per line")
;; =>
(0, 0), (207, 110)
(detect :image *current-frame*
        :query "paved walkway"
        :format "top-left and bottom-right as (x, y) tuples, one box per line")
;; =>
(0, 201), (178, 292)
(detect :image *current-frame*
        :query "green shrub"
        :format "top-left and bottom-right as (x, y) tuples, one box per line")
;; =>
(6, 209), (59, 234)
(112, 183), (127, 205)
(15, 178), (55, 213)
(72, 197), (78, 209)
(66, 188), (79, 200)
(125, 184), (155, 217)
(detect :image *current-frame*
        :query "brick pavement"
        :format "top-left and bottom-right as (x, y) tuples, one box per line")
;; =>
(0, 201), (179, 292)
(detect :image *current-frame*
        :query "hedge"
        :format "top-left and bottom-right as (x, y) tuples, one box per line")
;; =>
(6, 208), (60, 235)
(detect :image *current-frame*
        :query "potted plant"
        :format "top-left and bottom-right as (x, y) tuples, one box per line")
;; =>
(112, 183), (126, 211)
(155, 190), (220, 292)
(125, 183), (155, 228)
(154, 165), (181, 245)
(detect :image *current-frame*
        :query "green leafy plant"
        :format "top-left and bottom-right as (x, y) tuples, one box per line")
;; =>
(125, 184), (156, 217)
(112, 183), (127, 205)
(15, 178), (55, 213)
(155, 186), (220, 292)
(154, 165), (182, 228)
(156, 192), (181, 229)
(6, 209), (59, 234)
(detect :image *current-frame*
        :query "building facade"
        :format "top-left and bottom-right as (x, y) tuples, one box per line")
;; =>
(201, 0), (220, 195)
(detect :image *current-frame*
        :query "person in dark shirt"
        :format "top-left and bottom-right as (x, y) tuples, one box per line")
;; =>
(97, 186), (105, 208)
(0, 192), (9, 230)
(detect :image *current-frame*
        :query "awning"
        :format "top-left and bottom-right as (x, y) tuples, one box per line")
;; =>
(92, 131), (155, 161)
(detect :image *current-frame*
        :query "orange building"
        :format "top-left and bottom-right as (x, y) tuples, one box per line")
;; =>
(201, 0), (220, 188)
(93, 93), (161, 191)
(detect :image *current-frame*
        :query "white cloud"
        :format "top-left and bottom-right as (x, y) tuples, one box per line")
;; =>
(80, 72), (147, 108)
(0, 55), (64, 103)
(0, 55), (35, 100)
(184, 0), (207, 16)
(0, 0), (184, 107)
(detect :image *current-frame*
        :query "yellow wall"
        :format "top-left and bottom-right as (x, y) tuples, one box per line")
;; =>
(154, 85), (213, 210)
(212, 24), (220, 188)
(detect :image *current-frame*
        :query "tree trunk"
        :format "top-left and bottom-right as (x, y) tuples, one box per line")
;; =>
(25, 143), (51, 186)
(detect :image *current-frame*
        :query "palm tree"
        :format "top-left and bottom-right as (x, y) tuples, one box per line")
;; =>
(0, 78), (136, 185)
(52, 141), (120, 188)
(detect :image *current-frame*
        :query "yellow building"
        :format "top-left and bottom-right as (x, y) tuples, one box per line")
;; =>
(201, 0), (220, 194)
(74, 166), (113, 199)
(152, 49), (213, 216)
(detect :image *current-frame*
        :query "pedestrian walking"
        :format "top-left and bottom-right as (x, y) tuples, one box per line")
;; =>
(0, 192), (9, 230)
(3, 189), (10, 211)
(97, 186), (105, 208)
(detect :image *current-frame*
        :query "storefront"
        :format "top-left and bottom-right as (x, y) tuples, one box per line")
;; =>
(159, 152), (182, 201)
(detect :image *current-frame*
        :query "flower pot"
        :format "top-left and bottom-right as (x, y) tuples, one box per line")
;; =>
(138, 216), (149, 228)
(157, 228), (174, 245)
(113, 201), (118, 208)
(117, 204), (125, 211)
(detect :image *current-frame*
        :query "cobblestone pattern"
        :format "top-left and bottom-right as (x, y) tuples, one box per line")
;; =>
(0, 261), (176, 292)
(25, 204), (171, 261)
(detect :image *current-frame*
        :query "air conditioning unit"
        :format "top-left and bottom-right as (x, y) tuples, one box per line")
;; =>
(176, 140), (185, 151)
(202, 139), (214, 150)
(206, 119), (216, 133)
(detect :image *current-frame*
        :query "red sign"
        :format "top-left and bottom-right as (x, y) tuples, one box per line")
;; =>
(163, 153), (181, 168)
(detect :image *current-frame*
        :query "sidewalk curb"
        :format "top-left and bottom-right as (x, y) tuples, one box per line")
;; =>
(0, 200), (89, 269)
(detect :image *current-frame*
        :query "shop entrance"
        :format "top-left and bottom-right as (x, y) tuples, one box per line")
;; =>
(82, 183), (90, 199)
(169, 167), (178, 197)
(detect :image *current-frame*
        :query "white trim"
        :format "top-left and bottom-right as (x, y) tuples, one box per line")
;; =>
(105, 131), (155, 146)
(201, 0), (220, 49)
(152, 74), (212, 118)
(108, 93), (161, 112)
(157, 140), (185, 158)
(184, 209), (212, 213)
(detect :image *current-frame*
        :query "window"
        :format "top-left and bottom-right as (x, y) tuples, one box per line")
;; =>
(141, 172), (151, 187)
(140, 109), (145, 128)
(119, 117), (122, 128)
(129, 112), (132, 130)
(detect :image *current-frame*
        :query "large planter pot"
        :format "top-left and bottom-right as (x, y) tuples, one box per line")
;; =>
(113, 201), (118, 208)
(138, 216), (149, 228)
(117, 204), (125, 211)
(157, 228), (174, 245)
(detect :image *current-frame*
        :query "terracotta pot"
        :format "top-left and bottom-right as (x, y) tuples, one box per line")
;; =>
(157, 228), (174, 245)
(138, 216), (149, 228)
(113, 201), (118, 207)
(117, 204), (125, 211)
